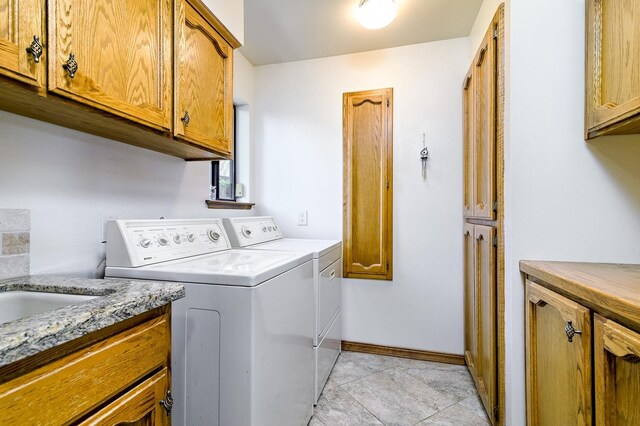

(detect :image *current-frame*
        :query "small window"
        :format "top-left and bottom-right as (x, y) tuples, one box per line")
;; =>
(211, 106), (237, 201)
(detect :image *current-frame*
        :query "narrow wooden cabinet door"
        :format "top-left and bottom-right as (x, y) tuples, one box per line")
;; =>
(586, 0), (640, 138)
(79, 368), (170, 425)
(0, 0), (45, 87)
(175, 0), (233, 156)
(525, 281), (592, 426)
(472, 27), (496, 220)
(463, 223), (478, 376)
(343, 88), (393, 280)
(594, 314), (640, 425)
(48, 0), (172, 131)
(463, 67), (474, 218)
(474, 225), (496, 418)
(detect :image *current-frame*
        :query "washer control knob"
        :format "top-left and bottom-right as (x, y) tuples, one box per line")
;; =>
(187, 233), (196, 242)
(158, 237), (169, 246)
(262, 226), (268, 232)
(139, 238), (152, 248)
(241, 226), (252, 238)
(268, 226), (274, 231)
(173, 234), (181, 244)
(207, 230), (221, 242)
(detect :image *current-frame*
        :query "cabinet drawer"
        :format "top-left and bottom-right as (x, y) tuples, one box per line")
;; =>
(0, 314), (170, 425)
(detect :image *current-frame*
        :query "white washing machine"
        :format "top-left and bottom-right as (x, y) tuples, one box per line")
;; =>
(223, 216), (342, 404)
(105, 219), (314, 426)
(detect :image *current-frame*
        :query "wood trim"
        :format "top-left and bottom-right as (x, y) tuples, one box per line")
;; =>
(205, 200), (254, 210)
(341, 341), (465, 366)
(187, 0), (242, 48)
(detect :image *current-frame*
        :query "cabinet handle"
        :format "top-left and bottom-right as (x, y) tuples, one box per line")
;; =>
(181, 111), (191, 127)
(26, 36), (43, 63)
(329, 270), (336, 280)
(476, 234), (484, 241)
(564, 320), (582, 343)
(464, 230), (471, 237)
(160, 390), (173, 416)
(62, 53), (78, 78)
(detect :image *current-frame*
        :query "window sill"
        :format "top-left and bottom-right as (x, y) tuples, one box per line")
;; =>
(205, 200), (255, 210)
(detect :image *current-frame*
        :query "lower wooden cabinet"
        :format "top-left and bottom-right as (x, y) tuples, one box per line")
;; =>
(594, 314), (640, 425)
(525, 280), (592, 425)
(464, 223), (497, 421)
(80, 368), (170, 426)
(0, 311), (171, 425)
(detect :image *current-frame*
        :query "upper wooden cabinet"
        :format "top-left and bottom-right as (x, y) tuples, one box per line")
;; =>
(586, 0), (640, 139)
(47, 0), (173, 131)
(174, 0), (234, 156)
(0, 0), (46, 88)
(343, 88), (393, 281)
(464, 25), (496, 220)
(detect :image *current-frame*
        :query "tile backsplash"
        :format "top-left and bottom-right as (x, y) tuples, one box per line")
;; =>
(0, 209), (30, 279)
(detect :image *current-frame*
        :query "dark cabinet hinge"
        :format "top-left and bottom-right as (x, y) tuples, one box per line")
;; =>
(493, 405), (499, 421)
(493, 200), (498, 213)
(493, 26), (498, 40)
(386, 99), (390, 107)
(386, 261), (389, 270)
(493, 235), (498, 247)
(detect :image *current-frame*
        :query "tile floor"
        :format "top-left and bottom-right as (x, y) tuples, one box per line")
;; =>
(311, 351), (490, 426)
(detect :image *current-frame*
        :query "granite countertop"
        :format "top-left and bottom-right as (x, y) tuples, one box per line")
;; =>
(0, 275), (185, 368)
(520, 261), (640, 330)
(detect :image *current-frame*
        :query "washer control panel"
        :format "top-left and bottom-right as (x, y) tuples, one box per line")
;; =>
(106, 219), (231, 267)
(222, 217), (282, 248)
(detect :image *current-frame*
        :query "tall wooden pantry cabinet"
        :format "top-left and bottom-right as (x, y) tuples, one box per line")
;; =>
(463, 5), (505, 425)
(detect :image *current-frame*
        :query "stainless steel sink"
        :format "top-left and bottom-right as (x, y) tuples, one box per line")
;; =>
(0, 291), (97, 325)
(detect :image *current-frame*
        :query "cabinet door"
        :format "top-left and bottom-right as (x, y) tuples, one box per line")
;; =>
(586, 0), (640, 138)
(175, 0), (233, 156)
(472, 27), (496, 220)
(594, 314), (640, 425)
(463, 67), (474, 218)
(79, 368), (170, 426)
(525, 281), (592, 426)
(0, 0), (45, 87)
(48, 0), (173, 131)
(474, 225), (496, 417)
(463, 223), (477, 375)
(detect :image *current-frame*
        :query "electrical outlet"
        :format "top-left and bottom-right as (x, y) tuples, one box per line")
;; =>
(297, 210), (308, 226)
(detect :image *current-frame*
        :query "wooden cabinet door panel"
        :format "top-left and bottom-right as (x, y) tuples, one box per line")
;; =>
(595, 314), (640, 425)
(463, 67), (474, 218)
(525, 281), (592, 426)
(474, 224), (496, 416)
(472, 28), (496, 220)
(586, 0), (640, 137)
(343, 88), (393, 280)
(79, 368), (169, 426)
(174, 0), (233, 155)
(463, 223), (477, 375)
(48, 0), (172, 131)
(0, 0), (45, 87)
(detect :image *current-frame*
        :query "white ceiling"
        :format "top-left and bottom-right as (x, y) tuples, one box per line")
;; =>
(241, 0), (484, 66)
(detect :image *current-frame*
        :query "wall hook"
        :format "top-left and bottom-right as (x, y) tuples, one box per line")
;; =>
(420, 133), (429, 180)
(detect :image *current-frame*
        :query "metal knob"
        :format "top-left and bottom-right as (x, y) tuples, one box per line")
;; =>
(160, 390), (173, 416)
(63, 53), (78, 78)
(181, 111), (191, 126)
(565, 320), (582, 343)
(26, 36), (43, 63)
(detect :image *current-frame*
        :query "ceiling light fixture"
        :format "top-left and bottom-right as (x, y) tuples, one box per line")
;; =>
(356, 0), (397, 30)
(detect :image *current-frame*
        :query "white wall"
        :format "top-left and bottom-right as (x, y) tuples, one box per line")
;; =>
(254, 38), (470, 355)
(0, 52), (256, 278)
(506, 0), (640, 423)
(201, 0), (244, 45)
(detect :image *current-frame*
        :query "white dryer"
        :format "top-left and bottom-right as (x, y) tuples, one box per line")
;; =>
(105, 219), (314, 426)
(223, 216), (342, 404)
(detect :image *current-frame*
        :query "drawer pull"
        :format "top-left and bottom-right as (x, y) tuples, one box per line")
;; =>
(63, 53), (78, 78)
(181, 111), (191, 127)
(564, 320), (582, 343)
(329, 270), (336, 280)
(26, 36), (43, 63)
(160, 390), (173, 416)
